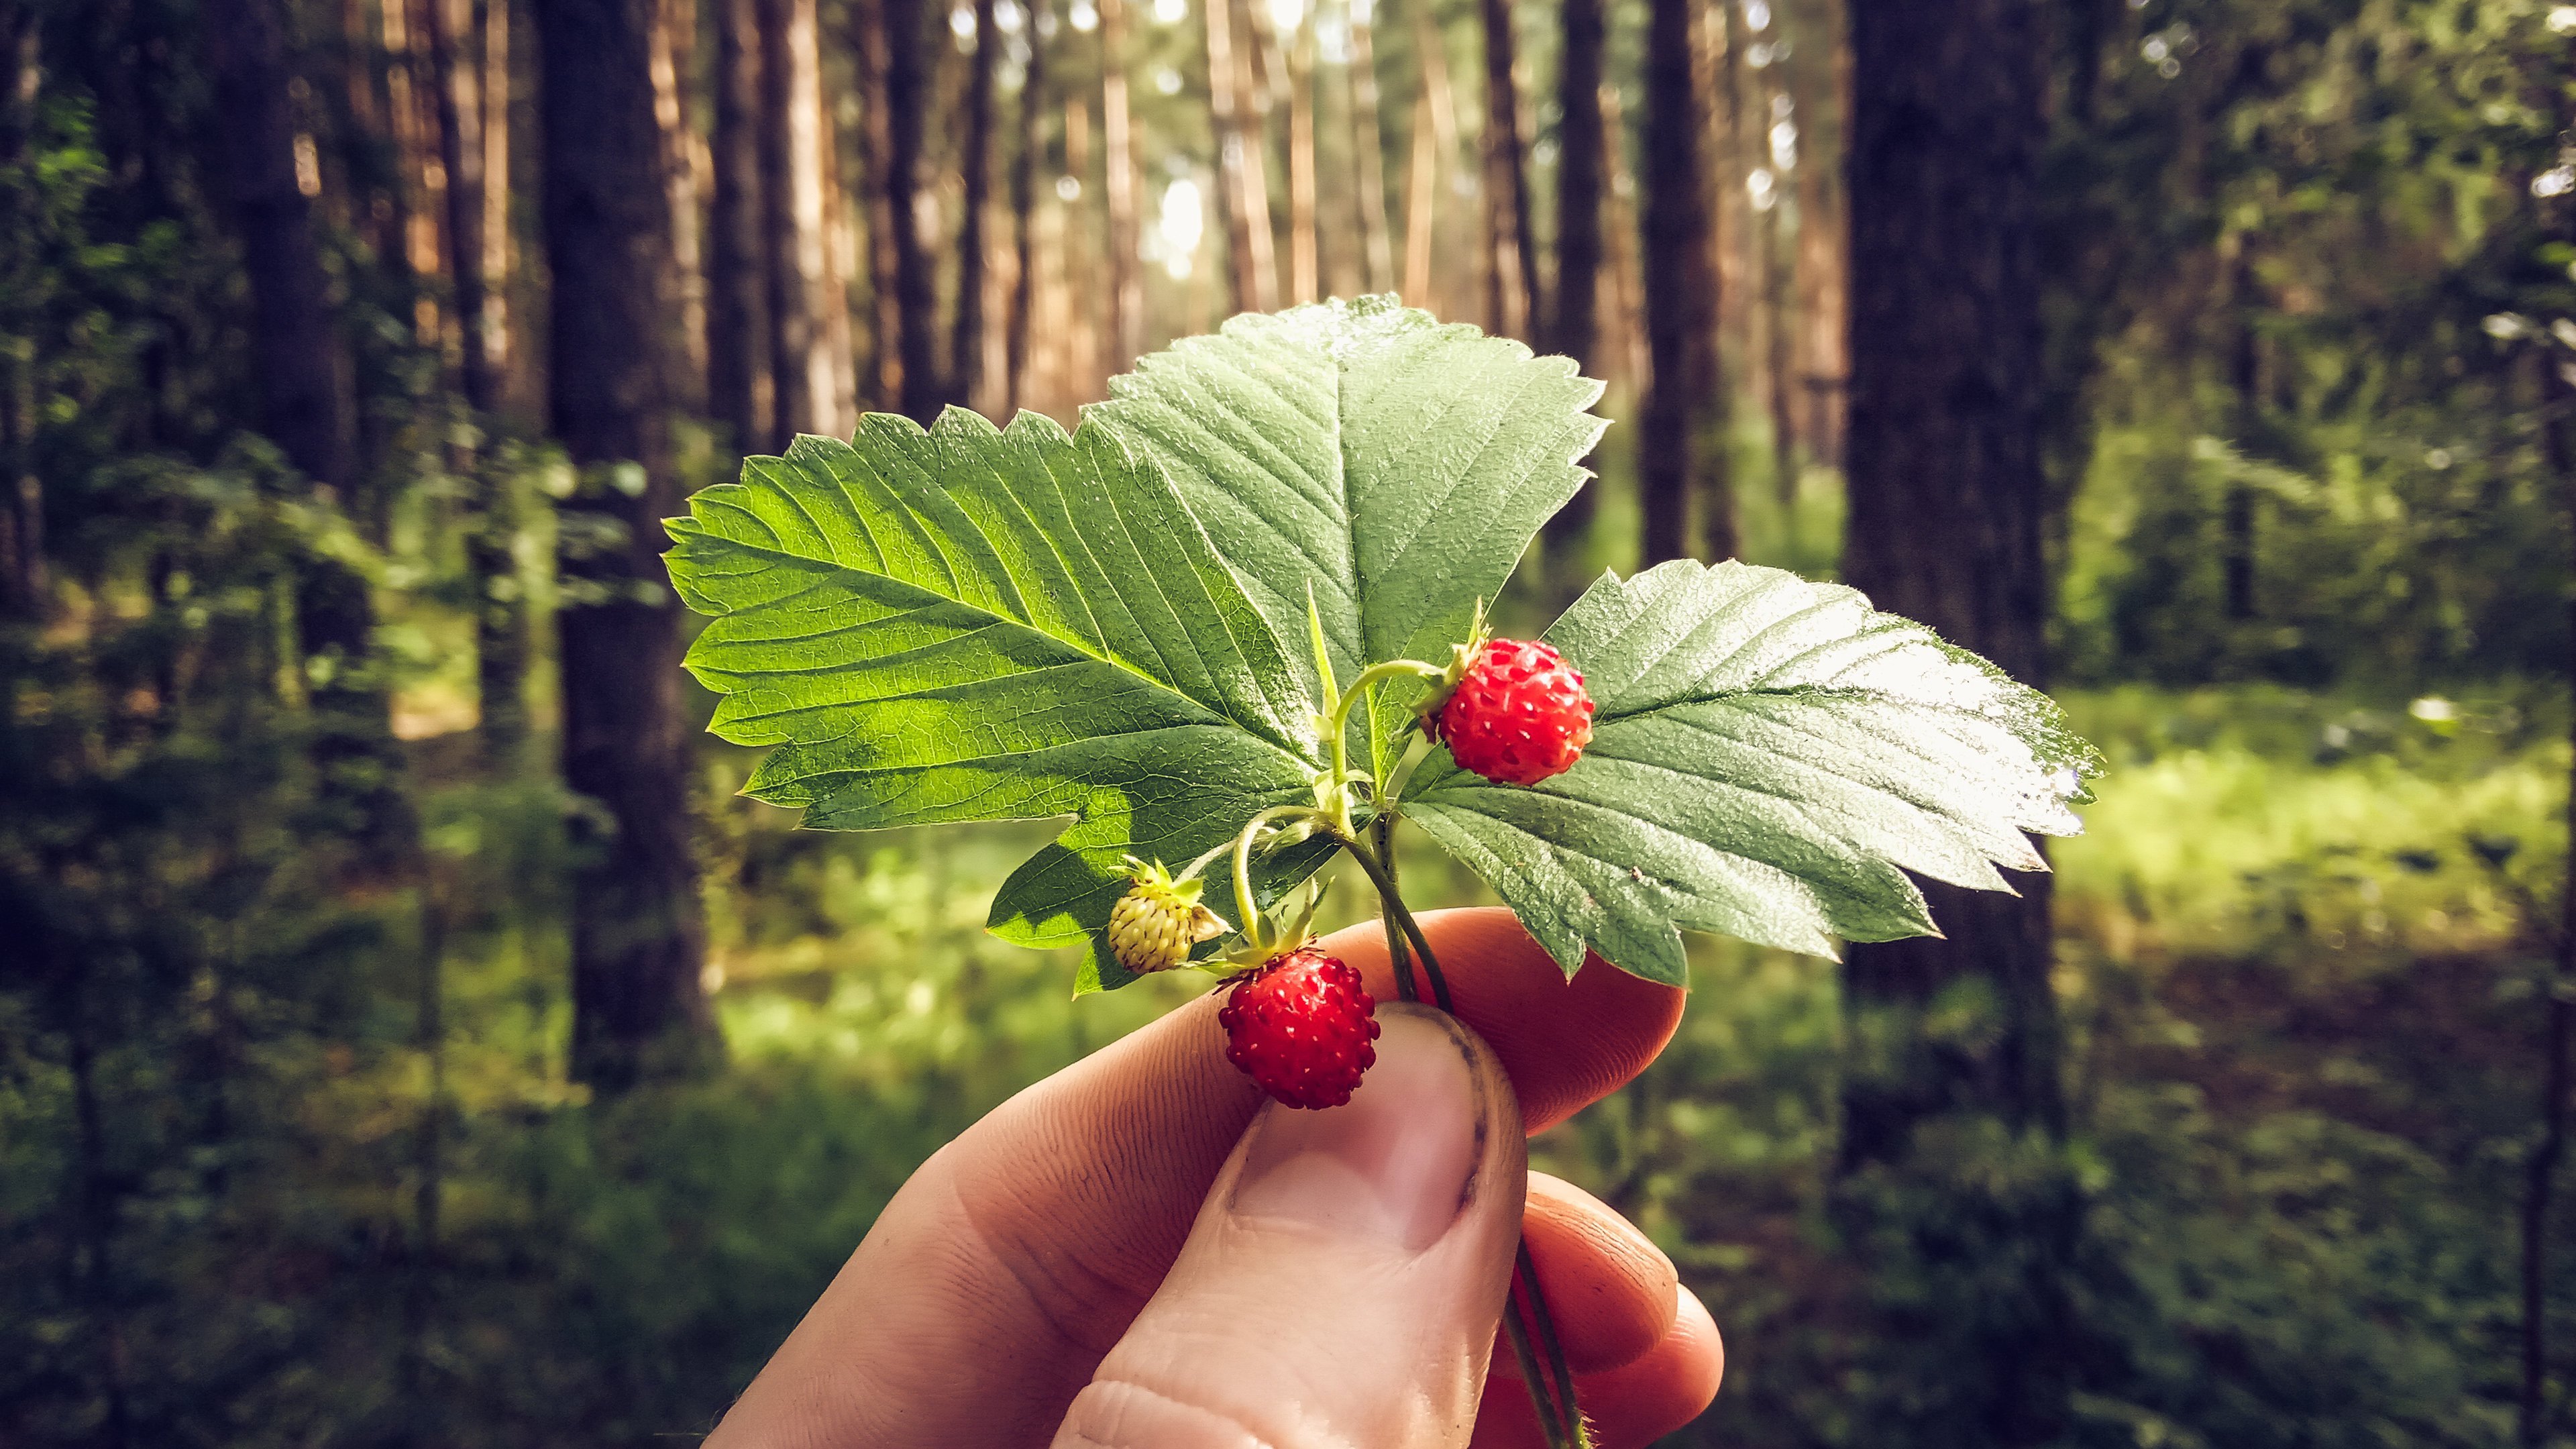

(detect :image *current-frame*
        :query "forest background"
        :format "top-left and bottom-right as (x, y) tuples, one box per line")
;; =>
(1, 0), (2573, 1445)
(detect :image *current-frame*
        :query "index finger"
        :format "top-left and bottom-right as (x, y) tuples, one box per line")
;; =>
(1333, 907), (1686, 1134)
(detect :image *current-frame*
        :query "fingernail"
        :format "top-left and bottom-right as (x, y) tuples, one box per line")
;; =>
(1230, 1006), (1489, 1254)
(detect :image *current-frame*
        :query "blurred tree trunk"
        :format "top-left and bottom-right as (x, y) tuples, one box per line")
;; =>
(1101, 0), (1142, 368)
(951, 0), (996, 408)
(1476, 0), (1533, 339)
(204, 0), (358, 491)
(1835, 2), (2074, 1444)
(532, 0), (719, 1091)
(1540, 0), (1601, 559)
(1638, 0), (1719, 566)
(1344, 0), (1391, 294)
(760, 0), (851, 436)
(653, 0), (706, 405)
(1401, 11), (1453, 314)
(425, 0), (528, 752)
(1205, 0), (1274, 315)
(2224, 239), (2260, 621)
(0, 3), (44, 619)
(481, 0), (513, 407)
(2523, 148), (2576, 1449)
(204, 0), (409, 857)
(1284, 2), (1316, 305)
(1005, 0), (1045, 413)
(710, 0), (774, 449)
(875, 0), (940, 419)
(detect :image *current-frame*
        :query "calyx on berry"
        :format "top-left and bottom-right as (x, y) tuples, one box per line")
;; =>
(1219, 943), (1381, 1110)
(1430, 636), (1597, 786)
(1108, 856), (1228, 975)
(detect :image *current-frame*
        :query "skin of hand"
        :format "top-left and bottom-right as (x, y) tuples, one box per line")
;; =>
(706, 908), (1725, 1448)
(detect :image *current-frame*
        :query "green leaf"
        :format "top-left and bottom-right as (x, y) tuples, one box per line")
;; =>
(1403, 560), (2102, 985)
(664, 409), (1328, 991)
(1092, 296), (1608, 742)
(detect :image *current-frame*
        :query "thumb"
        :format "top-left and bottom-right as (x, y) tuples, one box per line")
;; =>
(1055, 1004), (1528, 1448)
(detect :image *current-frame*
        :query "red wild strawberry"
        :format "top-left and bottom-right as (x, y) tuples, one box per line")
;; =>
(1218, 945), (1381, 1110)
(1434, 637), (1596, 786)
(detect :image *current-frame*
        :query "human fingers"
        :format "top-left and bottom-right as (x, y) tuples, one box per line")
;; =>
(1489, 1174), (1682, 1377)
(1472, 1285), (1726, 1449)
(1340, 908), (1688, 1134)
(708, 908), (1686, 1446)
(1053, 1005), (1524, 1447)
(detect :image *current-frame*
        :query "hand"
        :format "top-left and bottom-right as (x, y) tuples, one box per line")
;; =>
(706, 908), (1725, 1448)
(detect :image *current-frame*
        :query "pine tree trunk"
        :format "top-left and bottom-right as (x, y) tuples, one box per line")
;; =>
(203, 0), (359, 490)
(0, 4), (44, 619)
(2224, 241), (2260, 621)
(1403, 9), (1456, 316)
(951, 0), (998, 409)
(1006, 0), (1046, 413)
(533, 0), (719, 1092)
(653, 0), (707, 405)
(1638, 0), (1718, 566)
(759, 0), (848, 436)
(1540, 0), (1603, 557)
(1099, 0), (1142, 368)
(1835, 3), (2073, 1442)
(480, 0), (515, 409)
(1204, 0), (1274, 315)
(710, 0), (774, 449)
(1476, 0), (1534, 340)
(1344, 0), (1392, 294)
(1284, 3), (1316, 305)
(877, 0), (940, 419)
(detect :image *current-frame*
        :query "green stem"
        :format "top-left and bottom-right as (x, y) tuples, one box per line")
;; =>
(1326, 658), (1448, 746)
(1338, 824), (1451, 1013)
(1230, 804), (1332, 956)
(1519, 1238), (1589, 1448)
(1371, 810), (1418, 1004)
(1503, 1271), (1575, 1449)
(1340, 814), (1582, 1444)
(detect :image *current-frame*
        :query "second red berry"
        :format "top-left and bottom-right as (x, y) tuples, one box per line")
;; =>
(1218, 945), (1381, 1110)
(1435, 637), (1597, 786)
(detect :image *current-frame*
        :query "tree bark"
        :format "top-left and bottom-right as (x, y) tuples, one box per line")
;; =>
(759, 0), (850, 436)
(1284, 1), (1317, 305)
(1540, 0), (1602, 558)
(2224, 240), (2260, 621)
(1638, 0), (1719, 566)
(1100, 0), (1143, 368)
(1477, 0), (1534, 340)
(0, 4), (44, 619)
(203, 0), (359, 490)
(652, 0), (706, 405)
(532, 0), (719, 1091)
(2523, 181), (2576, 1449)
(710, 0), (774, 449)
(951, 0), (998, 409)
(1403, 9), (1456, 316)
(1204, 0), (1274, 316)
(1344, 0), (1392, 294)
(1835, 2), (2072, 1442)
(429, 0), (493, 412)
(1006, 0), (1046, 413)
(876, 0), (940, 419)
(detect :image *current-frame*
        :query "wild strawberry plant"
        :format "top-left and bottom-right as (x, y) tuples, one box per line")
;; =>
(663, 296), (2099, 1446)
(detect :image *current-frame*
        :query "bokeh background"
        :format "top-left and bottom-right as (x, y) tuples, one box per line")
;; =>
(1, 0), (2573, 1445)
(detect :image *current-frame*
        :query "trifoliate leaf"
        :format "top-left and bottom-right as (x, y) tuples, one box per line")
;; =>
(1403, 560), (2102, 985)
(1092, 296), (1607, 749)
(665, 409), (1326, 991)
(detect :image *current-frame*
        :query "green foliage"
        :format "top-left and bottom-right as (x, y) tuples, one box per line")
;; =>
(1408, 559), (2099, 981)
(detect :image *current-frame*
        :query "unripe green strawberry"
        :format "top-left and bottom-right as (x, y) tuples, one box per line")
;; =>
(1108, 857), (1226, 974)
